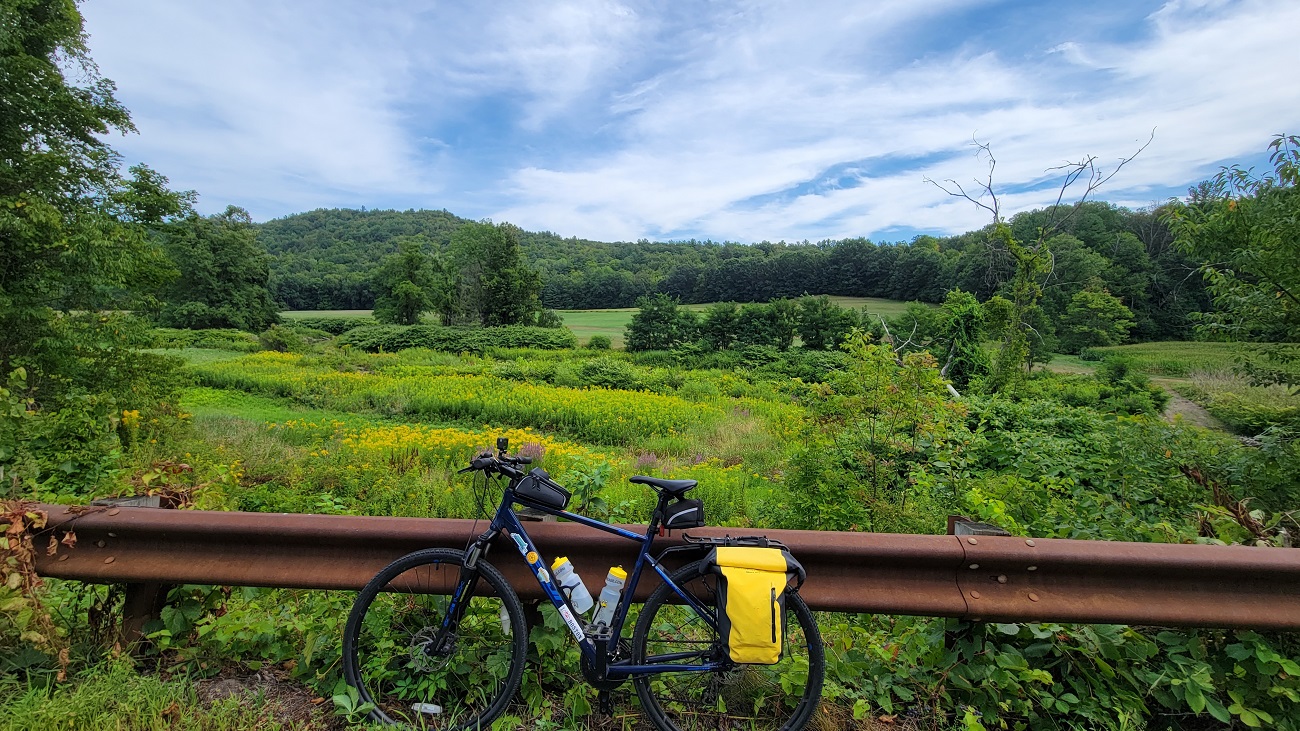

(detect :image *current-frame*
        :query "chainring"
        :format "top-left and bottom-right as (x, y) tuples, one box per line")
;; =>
(581, 639), (632, 690)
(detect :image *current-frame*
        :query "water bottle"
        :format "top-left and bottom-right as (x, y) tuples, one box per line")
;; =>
(590, 566), (627, 628)
(550, 556), (594, 613)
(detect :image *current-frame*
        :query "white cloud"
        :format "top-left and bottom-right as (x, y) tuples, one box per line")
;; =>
(82, 0), (435, 215)
(78, 0), (1300, 240)
(493, 0), (1300, 241)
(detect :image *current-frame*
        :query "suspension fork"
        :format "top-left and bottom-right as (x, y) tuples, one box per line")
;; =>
(441, 530), (497, 631)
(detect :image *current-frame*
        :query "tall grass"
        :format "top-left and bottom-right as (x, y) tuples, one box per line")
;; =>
(1080, 342), (1274, 377)
(1179, 371), (1300, 434)
(0, 662), (314, 731)
(191, 352), (724, 445)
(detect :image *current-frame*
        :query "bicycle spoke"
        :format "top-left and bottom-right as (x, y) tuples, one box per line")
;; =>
(344, 549), (526, 731)
(634, 560), (823, 731)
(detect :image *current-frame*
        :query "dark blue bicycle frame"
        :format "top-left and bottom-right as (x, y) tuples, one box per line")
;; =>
(447, 481), (724, 679)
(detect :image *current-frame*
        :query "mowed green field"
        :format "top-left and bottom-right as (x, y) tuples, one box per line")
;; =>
(1079, 341), (1253, 377)
(280, 309), (374, 319)
(558, 296), (915, 348)
(283, 296), (915, 348)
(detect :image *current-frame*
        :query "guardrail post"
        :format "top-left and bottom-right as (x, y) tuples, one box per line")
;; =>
(120, 582), (169, 645)
(944, 516), (1011, 655)
(90, 496), (174, 647)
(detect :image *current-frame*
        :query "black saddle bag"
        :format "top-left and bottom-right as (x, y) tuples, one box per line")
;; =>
(659, 497), (705, 529)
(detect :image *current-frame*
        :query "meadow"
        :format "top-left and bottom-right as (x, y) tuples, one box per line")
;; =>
(283, 296), (919, 348)
(10, 331), (1299, 731)
(1049, 342), (1300, 434)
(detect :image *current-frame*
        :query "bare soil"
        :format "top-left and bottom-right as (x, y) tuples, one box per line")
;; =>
(1157, 386), (1226, 432)
(196, 668), (343, 730)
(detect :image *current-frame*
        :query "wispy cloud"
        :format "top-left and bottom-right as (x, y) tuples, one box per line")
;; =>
(81, 0), (1300, 241)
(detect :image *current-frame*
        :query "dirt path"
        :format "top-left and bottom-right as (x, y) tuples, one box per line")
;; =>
(1046, 363), (1228, 431)
(1161, 391), (1226, 430)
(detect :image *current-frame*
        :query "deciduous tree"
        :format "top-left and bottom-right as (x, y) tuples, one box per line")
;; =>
(1059, 289), (1135, 353)
(157, 206), (280, 332)
(625, 294), (698, 351)
(1166, 135), (1300, 343)
(372, 236), (435, 325)
(451, 221), (541, 326)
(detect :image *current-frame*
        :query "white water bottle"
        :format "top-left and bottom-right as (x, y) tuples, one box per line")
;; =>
(551, 556), (594, 613)
(590, 566), (627, 628)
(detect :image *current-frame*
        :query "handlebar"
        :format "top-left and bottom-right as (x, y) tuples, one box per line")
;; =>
(457, 449), (532, 478)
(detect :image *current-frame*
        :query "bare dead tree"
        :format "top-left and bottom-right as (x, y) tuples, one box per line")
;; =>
(925, 130), (1154, 250)
(921, 131), (1154, 390)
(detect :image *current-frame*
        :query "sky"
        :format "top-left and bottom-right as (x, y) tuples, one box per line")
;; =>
(80, 0), (1300, 244)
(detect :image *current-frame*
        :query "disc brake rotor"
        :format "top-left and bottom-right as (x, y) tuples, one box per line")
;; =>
(409, 626), (453, 673)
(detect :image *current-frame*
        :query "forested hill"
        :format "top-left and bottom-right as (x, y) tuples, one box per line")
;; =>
(257, 201), (1210, 341)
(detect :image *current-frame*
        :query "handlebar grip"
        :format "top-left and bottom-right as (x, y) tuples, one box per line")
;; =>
(517, 456), (533, 464)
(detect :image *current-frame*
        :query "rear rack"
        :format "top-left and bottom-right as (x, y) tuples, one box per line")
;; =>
(655, 533), (792, 565)
(681, 533), (790, 551)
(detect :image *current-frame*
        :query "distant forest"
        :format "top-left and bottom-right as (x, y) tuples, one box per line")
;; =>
(258, 201), (1208, 341)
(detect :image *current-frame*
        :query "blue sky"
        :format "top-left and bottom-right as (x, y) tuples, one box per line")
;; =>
(81, 0), (1300, 243)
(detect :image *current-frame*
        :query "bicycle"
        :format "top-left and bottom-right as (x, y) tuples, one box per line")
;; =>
(342, 438), (824, 730)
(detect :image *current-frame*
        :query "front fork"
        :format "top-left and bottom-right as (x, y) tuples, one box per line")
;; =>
(439, 531), (495, 635)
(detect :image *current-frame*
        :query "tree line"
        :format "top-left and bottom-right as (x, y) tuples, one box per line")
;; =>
(257, 200), (1211, 343)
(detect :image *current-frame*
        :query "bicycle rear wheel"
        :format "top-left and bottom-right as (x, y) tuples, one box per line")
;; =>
(343, 548), (527, 730)
(631, 559), (824, 731)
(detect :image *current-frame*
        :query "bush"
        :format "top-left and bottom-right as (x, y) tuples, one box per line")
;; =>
(257, 325), (308, 353)
(535, 309), (565, 328)
(585, 335), (612, 350)
(151, 328), (261, 352)
(285, 316), (377, 335)
(625, 294), (698, 351)
(337, 324), (577, 353)
(1014, 365), (1168, 416)
(576, 357), (640, 391)
(280, 324), (334, 344)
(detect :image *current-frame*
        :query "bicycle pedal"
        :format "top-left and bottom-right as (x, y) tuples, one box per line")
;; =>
(582, 623), (613, 642)
(597, 690), (614, 717)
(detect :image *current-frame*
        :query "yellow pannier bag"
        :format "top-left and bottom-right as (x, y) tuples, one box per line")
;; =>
(708, 546), (805, 665)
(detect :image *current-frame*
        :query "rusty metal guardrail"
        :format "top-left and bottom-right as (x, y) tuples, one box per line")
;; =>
(31, 503), (1300, 630)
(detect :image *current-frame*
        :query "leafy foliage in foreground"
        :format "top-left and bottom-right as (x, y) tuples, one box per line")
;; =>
(1167, 134), (1300, 343)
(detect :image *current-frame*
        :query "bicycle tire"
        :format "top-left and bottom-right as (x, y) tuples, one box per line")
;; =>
(343, 548), (527, 730)
(631, 558), (824, 731)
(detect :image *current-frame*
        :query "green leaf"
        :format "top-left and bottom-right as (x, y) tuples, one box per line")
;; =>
(1185, 684), (1205, 714)
(1205, 696), (1231, 724)
(853, 699), (870, 721)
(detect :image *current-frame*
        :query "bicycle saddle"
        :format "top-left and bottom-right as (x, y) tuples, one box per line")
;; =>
(630, 475), (697, 497)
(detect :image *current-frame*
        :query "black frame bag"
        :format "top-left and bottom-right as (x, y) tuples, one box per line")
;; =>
(514, 467), (571, 510)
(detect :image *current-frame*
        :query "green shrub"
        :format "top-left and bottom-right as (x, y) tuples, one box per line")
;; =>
(337, 324), (577, 353)
(576, 357), (639, 391)
(257, 325), (308, 353)
(535, 309), (565, 328)
(151, 328), (260, 352)
(1011, 365), (1167, 416)
(585, 334), (612, 350)
(280, 324), (334, 344)
(287, 316), (377, 335)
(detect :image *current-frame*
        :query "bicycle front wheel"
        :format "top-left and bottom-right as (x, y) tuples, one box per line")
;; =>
(343, 548), (527, 729)
(631, 559), (824, 731)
